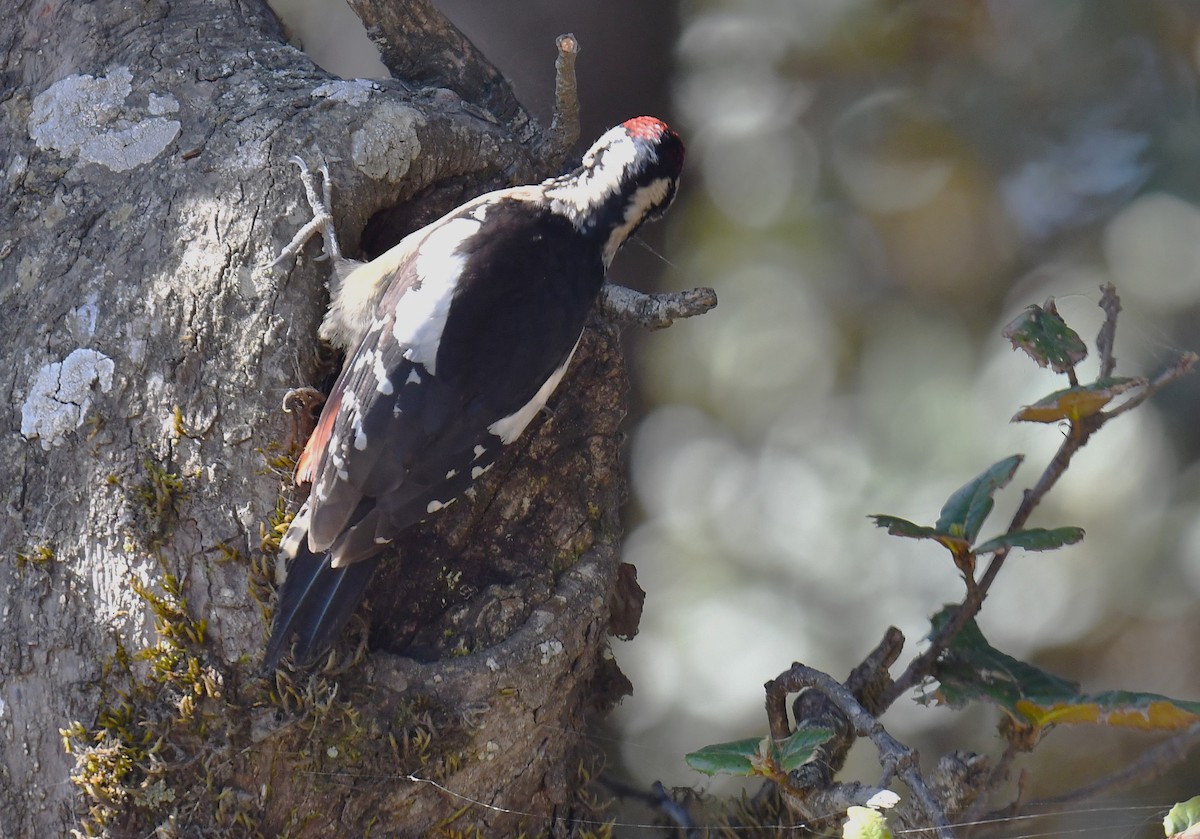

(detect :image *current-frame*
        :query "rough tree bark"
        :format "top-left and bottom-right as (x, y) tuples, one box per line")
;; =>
(0, 0), (661, 834)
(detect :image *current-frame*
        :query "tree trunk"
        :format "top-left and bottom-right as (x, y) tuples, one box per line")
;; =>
(1, 1), (633, 834)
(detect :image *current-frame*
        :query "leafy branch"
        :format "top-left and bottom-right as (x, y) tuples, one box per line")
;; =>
(677, 285), (1198, 836)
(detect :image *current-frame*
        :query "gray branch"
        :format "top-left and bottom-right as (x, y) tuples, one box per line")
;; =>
(598, 283), (718, 330)
(533, 34), (581, 169)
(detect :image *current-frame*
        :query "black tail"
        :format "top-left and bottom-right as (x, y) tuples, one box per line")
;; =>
(263, 544), (381, 671)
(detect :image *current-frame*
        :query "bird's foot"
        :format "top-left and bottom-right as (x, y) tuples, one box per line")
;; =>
(282, 386), (326, 450)
(272, 155), (343, 268)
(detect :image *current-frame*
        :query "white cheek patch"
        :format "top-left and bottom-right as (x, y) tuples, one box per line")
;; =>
(487, 334), (581, 444)
(392, 215), (481, 374)
(602, 178), (671, 267)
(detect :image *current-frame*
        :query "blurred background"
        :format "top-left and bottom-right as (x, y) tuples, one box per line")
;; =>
(270, 1), (1200, 834)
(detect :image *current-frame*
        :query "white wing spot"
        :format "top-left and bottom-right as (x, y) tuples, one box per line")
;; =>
(471, 463), (493, 480)
(373, 351), (393, 395)
(445, 468), (458, 479)
(354, 428), (368, 451)
(427, 499), (446, 514)
(331, 449), (350, 482)
(473, 445), (487, 460)
(406, 368), (421, 385)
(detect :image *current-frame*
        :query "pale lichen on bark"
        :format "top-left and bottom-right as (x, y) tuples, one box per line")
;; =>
(28, 67), (182, 172)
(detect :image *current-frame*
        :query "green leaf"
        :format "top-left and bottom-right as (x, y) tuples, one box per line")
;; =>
(869, 515), (945, 540)
(1001, 301), (1088, 373)
(930, 608), (1200, 731)
(775, 726), (835, 772)
(868, 515), (970, 554)
(934, 455), (1023, 544)
(1164, 796), (1200, 837)
(930, 607), (1076, 711)
(973, 527), (1085, 555)
(1012, 378), (1143, 424)
(685, 737), (763, 777)
(843, 806), (894, 839)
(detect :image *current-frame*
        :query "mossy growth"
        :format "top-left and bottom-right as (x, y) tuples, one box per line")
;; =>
(255, 439), (298, 480)
(246, 495), (292, 625)
(15, 542), (54, 575)
(110, 456), (189, 548)
(60, 570), (261, 837)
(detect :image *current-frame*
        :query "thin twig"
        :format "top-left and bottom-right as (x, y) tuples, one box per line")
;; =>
(1100, 351), (1198, 421)
(796, 782), (896, 820)
(777, 629), (905, 819)
(766, 664), (956, 838)
(885, 413), (1093, 704)
(1019, 722), (1200, 810)
(598, 283), (717, 330)
(1096, 283), (1121, 379)
(599, 777), (700, 838)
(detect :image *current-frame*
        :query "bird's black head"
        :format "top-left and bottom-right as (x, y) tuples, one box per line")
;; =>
(547, 116), (686, 264)
(615, 115), (686, 219)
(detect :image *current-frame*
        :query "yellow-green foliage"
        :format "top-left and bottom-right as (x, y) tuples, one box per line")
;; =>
(110, 456), (189, 547)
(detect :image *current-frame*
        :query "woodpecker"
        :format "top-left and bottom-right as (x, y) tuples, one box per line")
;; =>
(265, 116), (685, 669)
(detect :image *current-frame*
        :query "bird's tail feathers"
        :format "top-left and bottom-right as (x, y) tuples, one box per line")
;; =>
(262, 540), (380, 671)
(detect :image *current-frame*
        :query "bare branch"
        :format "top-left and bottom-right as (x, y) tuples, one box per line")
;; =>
(792, 782), (897, 821)
(1020, 722), (1200, 810)
(598, 283), (717, 330)
(345, 0), (528, 131)
(1096, 283), (1121, 379)
(1101, 351), (1198, 421)
(533, 34), (581, 169)
(846, 627), (905, 714)
(959, 721), (1033, 825)
(766, 664), (955, 839)
(651, 781), (700, 839)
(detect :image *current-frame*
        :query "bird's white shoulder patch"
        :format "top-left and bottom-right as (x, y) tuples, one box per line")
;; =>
(392, 215), (481, 373)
